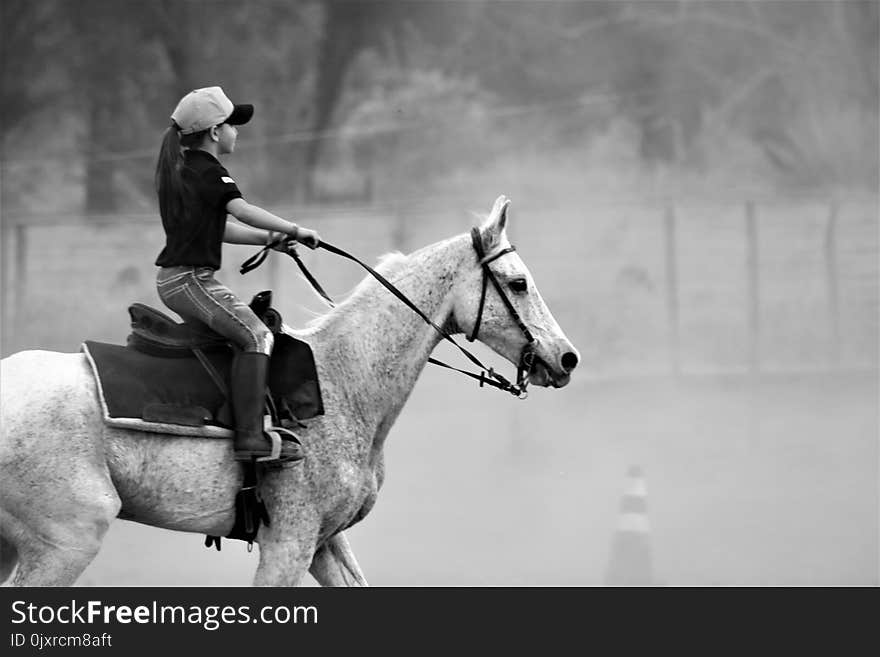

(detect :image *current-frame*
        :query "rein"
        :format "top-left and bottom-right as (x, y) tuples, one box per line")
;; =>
(240, 232), (536, 398)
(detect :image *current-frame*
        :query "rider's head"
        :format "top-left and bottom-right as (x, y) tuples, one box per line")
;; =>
(155, 87), (253, 222)
(170, 86), (252, 155)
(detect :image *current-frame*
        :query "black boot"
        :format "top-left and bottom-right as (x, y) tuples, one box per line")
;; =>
(231, 352), (303, 463)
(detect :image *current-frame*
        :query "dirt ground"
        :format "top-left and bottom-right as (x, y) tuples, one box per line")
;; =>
(76, 368), (878, 586)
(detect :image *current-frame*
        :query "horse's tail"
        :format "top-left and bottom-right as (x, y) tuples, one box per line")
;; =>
(0, 535), (18, 584)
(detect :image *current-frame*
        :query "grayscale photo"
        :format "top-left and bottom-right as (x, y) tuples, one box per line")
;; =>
(1, 0), (877, 587)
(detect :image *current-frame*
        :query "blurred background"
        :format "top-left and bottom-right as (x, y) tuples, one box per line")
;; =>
(1, 0), (877, 585)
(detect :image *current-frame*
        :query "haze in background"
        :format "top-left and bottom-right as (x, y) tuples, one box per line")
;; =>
(1, 1), (877, 585)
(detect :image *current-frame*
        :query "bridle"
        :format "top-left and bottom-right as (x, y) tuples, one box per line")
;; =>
(465, 227), (537, 396)
(241, 229), (538, 398)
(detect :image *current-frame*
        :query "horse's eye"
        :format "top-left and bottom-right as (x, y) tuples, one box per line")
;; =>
(509, 278), (528, 293)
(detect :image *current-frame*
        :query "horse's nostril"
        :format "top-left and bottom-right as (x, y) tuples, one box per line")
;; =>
(561, 351), (579, 372)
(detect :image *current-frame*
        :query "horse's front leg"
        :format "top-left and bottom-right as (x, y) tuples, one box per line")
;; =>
(309, 531), (368, 587)
(253, 536), (318, 586)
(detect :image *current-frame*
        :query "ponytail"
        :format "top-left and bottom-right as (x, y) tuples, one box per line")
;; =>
(155, 125), (184, 228)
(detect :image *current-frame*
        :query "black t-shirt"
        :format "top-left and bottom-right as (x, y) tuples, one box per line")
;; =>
(155, 150), (243, 269)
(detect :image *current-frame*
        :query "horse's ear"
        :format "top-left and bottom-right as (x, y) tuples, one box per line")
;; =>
(480, 195), (510, 250)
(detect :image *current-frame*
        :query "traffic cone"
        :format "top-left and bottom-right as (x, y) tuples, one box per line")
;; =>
(603, 465), (654, 585)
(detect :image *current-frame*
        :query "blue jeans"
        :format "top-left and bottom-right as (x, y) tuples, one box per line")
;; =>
(156, 266), (273, 355)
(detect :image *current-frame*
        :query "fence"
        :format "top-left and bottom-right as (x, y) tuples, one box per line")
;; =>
(1, 197), (877, 377)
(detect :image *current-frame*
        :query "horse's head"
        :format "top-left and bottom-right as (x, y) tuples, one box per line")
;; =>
(451, 195), (579, 389)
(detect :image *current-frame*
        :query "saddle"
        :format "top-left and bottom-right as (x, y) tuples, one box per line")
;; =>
(82, 291), (324, 551)
(83, 291), (323, 437)
(127, 304), (230, 355)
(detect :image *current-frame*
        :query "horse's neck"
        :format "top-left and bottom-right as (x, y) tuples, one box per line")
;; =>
(308, 235), (466, 445)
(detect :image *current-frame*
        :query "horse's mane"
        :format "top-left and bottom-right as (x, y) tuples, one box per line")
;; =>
(295, 231), (473, 337)
(302, 251), (408, 330)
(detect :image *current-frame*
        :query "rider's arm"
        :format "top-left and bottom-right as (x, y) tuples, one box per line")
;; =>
(226, 198), (300, 238)
(223, 220), (272, 246)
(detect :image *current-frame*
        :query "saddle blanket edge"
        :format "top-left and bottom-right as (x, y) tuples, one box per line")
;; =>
(81, 342), (233, 439)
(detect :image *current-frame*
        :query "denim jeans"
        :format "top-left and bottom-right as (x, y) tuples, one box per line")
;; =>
(156, 266), (273, 355)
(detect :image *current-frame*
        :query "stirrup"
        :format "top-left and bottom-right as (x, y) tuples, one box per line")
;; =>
(256, 418), (304, 465)
(262, 429), (304, 470)
(253, 430), (283, 463)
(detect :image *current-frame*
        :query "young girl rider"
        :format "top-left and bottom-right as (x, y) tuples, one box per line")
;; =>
(154, 86), (319, 463)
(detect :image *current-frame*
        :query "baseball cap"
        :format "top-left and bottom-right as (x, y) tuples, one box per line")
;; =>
(170, 86), (254, 135)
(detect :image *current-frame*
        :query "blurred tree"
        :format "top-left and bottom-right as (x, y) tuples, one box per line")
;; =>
(69, 0), (142, 214)
(208, 1), (321, 202)
(2, 0), (877, 215)
(307, 1), (389, 199)
(591, 0), (880, 186)
(109, 0), (325, 204)
(1, 0), (75, 216)
(0, 1), (71, 133)
(144, 0), (204, 93)
(306, 0), (465, 199)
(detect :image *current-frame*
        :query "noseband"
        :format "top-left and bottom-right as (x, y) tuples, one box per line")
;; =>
(467, 227), (537, 396)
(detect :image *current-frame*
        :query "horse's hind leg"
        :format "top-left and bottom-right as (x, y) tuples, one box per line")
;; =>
(10, 513), (118, 586)
(2, 488), (121, 587)
(1, 350), (122, 585)
(14, 543), (100, 586)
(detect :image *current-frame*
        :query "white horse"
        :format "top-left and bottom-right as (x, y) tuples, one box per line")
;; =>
(0, 196), (578, 586)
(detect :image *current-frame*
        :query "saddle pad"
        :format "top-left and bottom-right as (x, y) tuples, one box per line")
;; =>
(82, 335), (323, 438)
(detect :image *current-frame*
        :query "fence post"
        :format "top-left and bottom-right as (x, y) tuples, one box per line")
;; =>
(0, 220), (10, 350)
(825, 201), (841, 367)
(745, 201), (760, 376)
(0, 228), (9, 351)
(663, 203), (680, 377)
(12, 222), (27, 347)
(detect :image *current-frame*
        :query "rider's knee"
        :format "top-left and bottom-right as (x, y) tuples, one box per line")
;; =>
(248, 327), (274, 356)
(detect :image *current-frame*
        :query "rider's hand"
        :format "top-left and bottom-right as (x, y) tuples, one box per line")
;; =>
(268, 231), (296, 254)
(294, 228), (321, 250)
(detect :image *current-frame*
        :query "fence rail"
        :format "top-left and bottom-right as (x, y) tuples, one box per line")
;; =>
(2, 197), (877, 377)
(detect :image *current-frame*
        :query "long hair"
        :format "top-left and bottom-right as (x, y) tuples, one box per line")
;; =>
(154, 124), (208, 228)
(155, 126), (184, 227)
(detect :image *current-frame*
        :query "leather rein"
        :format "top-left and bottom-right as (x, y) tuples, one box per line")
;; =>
(240, 229), (536, 398)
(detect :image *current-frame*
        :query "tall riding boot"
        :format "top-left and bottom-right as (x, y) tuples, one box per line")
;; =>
(231, 352), (302, 463)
